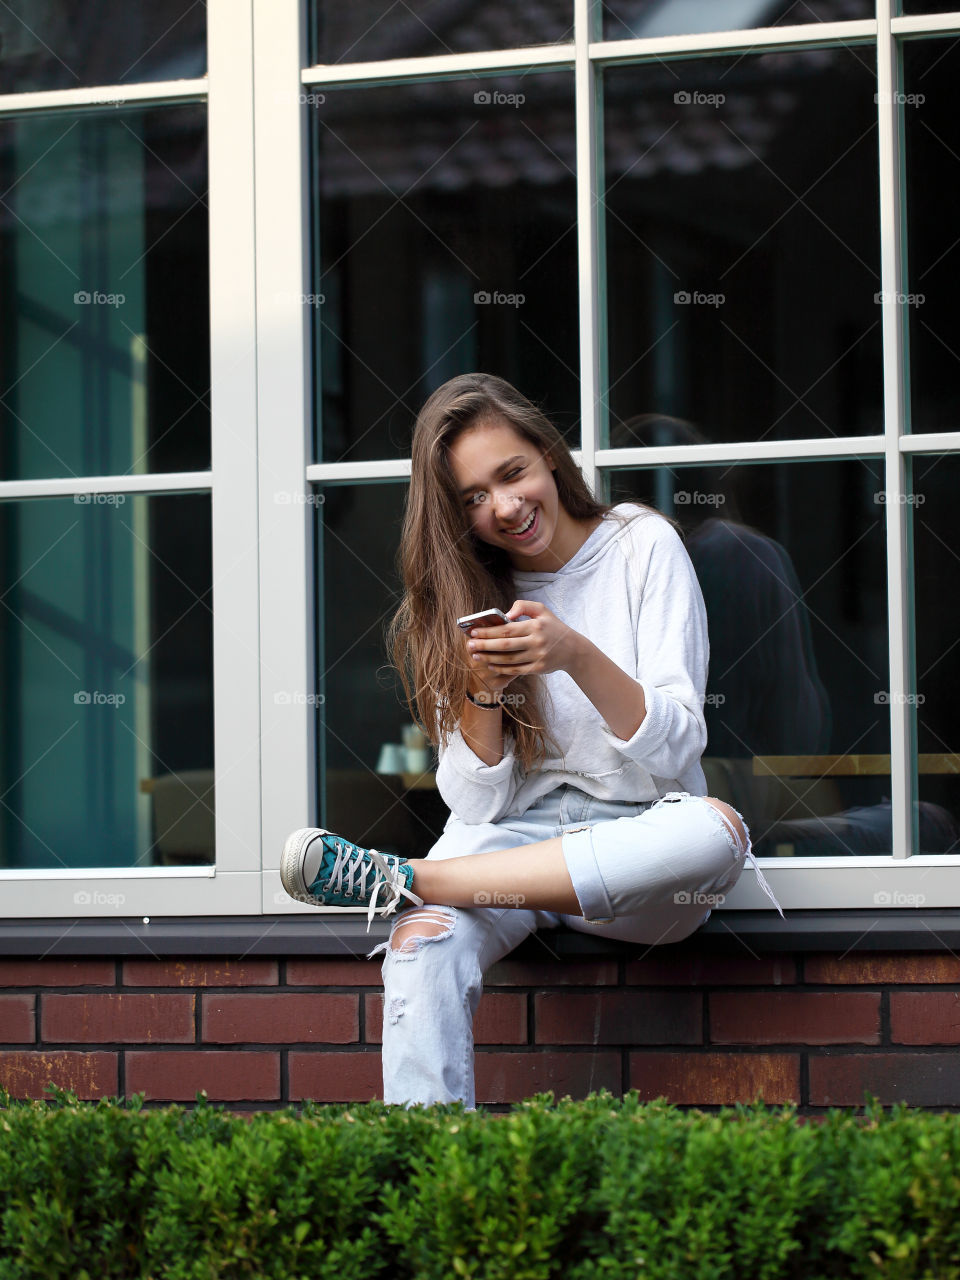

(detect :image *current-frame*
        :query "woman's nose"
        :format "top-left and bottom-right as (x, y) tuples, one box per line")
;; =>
(492, 489), (521, 519)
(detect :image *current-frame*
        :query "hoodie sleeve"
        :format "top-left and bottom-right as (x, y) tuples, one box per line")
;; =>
(434, 722), (522, 825)
(597, 517), (709, 779)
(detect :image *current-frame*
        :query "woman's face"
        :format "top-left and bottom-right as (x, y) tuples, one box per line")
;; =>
(447, 417), (579, 571)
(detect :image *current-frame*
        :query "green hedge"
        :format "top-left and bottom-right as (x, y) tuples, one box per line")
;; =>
(2, 1087), (960, 1278)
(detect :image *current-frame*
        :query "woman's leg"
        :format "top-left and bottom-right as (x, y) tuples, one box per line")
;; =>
(375, 903), (545, 1108)
(406, 796), (747, 916)
(370, 808), (567, 1109)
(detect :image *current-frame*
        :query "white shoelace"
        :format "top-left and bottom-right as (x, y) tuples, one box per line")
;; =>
(323, 841), (424, 931)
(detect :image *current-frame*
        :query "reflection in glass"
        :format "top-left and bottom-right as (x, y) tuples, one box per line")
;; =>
(900, 0), (960, 11)
(913, 455), (960, 854)
(0, 105), (209, 481)
(603, 47), (881, 445)
(0, 1), (206, 92)
(0, 494), (214, 869)
(310, 0), (573, 65)
(602, 0), (871, 40)
(903, 39), (960, 434)
(318, 485), (449, 859)
(310, 73), (579, 463)
(609, 448), (895, 856)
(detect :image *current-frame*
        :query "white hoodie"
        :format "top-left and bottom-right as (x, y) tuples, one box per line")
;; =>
(435, 503), (710, 825)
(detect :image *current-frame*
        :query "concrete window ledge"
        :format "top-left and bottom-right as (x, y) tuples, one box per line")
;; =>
(0, 910), (958, 957)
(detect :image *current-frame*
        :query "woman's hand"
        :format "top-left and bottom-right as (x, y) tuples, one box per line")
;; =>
(465, 600), (586, 682)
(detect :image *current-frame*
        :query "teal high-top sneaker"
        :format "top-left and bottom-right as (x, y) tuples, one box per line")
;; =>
(280, 828), (423, 930)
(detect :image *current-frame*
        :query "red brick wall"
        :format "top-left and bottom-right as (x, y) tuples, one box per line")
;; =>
(1, 950), (959, 1109)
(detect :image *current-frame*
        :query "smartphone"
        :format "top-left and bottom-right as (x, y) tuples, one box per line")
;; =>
(456, 608), (509, 632)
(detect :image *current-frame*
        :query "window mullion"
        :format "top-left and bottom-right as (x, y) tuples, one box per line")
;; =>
(252, 0), (316, 912)
(575, 0), (602, 491)
(877, 0), (914, 862)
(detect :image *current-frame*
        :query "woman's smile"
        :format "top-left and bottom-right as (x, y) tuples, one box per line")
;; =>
(502, 507), (539, 539)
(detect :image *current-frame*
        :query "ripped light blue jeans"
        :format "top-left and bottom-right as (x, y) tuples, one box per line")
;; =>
(367, 785), (782, 1109)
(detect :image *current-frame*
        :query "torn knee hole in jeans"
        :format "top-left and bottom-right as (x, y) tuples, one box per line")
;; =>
(387, 996), (406, 1024)
(387, 906), (456, 959)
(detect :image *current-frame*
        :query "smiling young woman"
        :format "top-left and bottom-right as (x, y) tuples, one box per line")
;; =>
(279, 372), (783, 1110)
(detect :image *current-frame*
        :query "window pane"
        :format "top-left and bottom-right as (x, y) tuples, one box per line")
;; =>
(0, 2), (206, 93)
(310, 0), (573, 65)
(310, 73), (579, 463)
(603, 0), (871, 41)
(913, 454), (960, 854)
(0, 105), (209, 480)
(603, 47), (881, 445)
(0, 494), (214, 870)
(609, 455), (891, 857)
(900, 1), (960, 13)
(903, 38), (960, 434)
(318, 484), (449, 860)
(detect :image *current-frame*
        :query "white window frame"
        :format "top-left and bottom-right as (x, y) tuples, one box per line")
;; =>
(275, 0), (960, 915)
(0, 0), (261, 915)
(2, 0), (958, 918)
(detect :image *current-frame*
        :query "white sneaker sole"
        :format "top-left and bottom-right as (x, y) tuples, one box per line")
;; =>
(280, 827), (332, 903)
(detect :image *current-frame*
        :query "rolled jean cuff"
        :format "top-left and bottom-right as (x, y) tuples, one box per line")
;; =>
(561, 826), (615, 924)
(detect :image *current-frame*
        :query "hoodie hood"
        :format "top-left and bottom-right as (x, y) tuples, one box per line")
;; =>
(512, 502), (655, 587)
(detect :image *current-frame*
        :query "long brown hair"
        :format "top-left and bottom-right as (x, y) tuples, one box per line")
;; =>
(387, 373), (630, 773)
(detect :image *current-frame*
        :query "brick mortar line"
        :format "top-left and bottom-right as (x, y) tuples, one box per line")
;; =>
(800, 1048), (809, 1107)
(881, 989), (890, 1045)
(16, 1041), (958, 1053)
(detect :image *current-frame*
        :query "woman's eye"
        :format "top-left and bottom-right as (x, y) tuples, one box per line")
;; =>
(504, 468), (523, 480)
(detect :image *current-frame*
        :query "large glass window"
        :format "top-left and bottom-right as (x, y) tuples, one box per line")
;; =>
(0, 105), (209, 480)
(602, 47), (881, 445)
(0, 2), (206, 93)
(318, 483), (448, 861)
(0, 23), (218, 886)
(310, 0), (573, 65)
(0, 493), (214, 869)
(310, 72), (579, 463)
(301, 4), (960, 907)
(903, 38), (960, 435)
(913, 454), (960, 855)
(5, 0), (960, 916)
(609, 457), (893, 857)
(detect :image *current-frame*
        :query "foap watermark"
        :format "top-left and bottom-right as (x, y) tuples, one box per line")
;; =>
(274, 691), (326, 706)
(675, 490), (725, 506)
(74, 890), (126, 907)
(474, 290), (525, 308)
(91, 94), (126, 107)
(274, 490), (326, 505)
(674, 90), (725, 107)
(474, 89), (525, 107)
(274, 290), (325, 308)
(74, 290), (125, 308)
(474, 890), (526, 906)
(874, 691), (925, 705)
(874, 490), (925, 506)
(74, 492), (125, 505)
(674, 290), (725, 308)
(874, 290), (924, 307)
(674, 890), (725, 906)
(700, 692), (727, 707)
(874, 890), (926, 907)
(74, 690), (126, 706)
(276, 888), (323, 906)
(874, 91), (924, 107)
